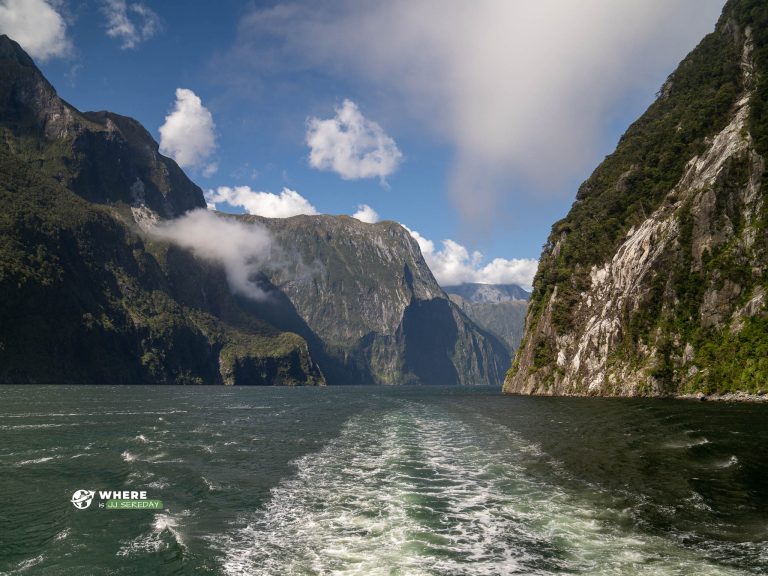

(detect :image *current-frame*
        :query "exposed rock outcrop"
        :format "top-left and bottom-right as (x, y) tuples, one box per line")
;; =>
(506, 1), (768, 397)
(248, 215), (510, 385)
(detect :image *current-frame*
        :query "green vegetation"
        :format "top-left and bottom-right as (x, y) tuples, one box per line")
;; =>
(0, 113), (319, 385)
(530, 4), (743, 330)
(511, 0), (768, 396)
(692, 317), (768, 394)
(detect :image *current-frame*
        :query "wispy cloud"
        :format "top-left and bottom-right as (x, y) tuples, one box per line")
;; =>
(206, 186), (318, 218)
(159, 88), (217, 174)
(405, 226), (538, 290)
(102, 0), (161, 49)
(306, 99), (402, 183)
(231, 0), (723, 230)
(0, 0), (71, 61)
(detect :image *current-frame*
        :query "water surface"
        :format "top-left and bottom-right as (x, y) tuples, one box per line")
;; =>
(1, 386), (766, 575)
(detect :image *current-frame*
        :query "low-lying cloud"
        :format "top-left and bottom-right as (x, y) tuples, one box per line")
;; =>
(159, 88), (217, 175)
(306, 99), (402, 182)
(351, 204), (379, 223)
(0, 0), (71, 61)
(151, 209), (273, 300)
(206, 186), (318, 218)
(405, 226), (538, 290)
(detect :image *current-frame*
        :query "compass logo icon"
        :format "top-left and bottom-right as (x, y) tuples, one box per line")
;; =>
(71, 489), (95, 509)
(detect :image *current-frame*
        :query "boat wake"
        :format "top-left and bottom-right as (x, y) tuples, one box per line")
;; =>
(214, 403), (747, 576)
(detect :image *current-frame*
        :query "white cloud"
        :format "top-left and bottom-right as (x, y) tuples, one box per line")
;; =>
(159, 88), (217, 171)
(206, 186), (318, 218)
(102, 0), (161, 49)
(405, 226), (538, 290)
(0, 0), (71, 61)
(351, 204), (379, 223)
(235, 1), (723, 228)
(306, 99), (402, 182)
(151, 209), (274, 300)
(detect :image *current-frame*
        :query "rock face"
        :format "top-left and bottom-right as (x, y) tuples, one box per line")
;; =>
(505, 0), (768, 397)
(247, 215), (511, 385)
(0, 35), (204, 219)
(445, 284), (529, 353)
(0, 35), (508, 386)
(0, 35), (320, 385)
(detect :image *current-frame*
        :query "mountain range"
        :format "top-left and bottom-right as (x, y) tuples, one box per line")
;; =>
(0, 34), (508, 386)
(444, 283), (529, 354)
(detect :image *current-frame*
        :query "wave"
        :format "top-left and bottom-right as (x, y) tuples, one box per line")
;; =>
(15, 456), (59, 466)
(664, 437), (711, 449)
(0, 423), (68, 430)
(117, 511), (189, 557)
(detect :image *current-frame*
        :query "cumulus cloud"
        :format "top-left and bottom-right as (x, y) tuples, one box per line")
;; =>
(159, 88), (217, 173)
(306, 99), (402, 182)
(206, 186), (318, 218)
(0, 0), (71, 61)
(151, 210), (274, 300)
(405, 226), (538, 290)
(102, 0), (161, 49)
(233, 0), (723, 228)
(351, 204), (379, 223)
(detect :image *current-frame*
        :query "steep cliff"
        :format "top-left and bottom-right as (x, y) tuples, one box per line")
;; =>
(246, 215), (511, 385)
(505, 0), (768, 397)
(0, 35), (508, 386)
(0, 35), (322, 385)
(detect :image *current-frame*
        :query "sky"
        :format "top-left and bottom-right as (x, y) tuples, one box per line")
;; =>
(0, 0), (726, 289)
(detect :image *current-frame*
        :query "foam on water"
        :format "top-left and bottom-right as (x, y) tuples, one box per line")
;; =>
(214, 404), (748, 576)
(15, 456), (59, 466)
(121, 450), (137, 462)
(11, 553), (45, 573)
(117, 511), (189, 557)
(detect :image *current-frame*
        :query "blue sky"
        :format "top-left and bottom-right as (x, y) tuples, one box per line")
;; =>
(1, 0), (725, 288)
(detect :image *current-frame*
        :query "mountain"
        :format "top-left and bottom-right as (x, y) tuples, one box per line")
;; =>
(0, 35), (507, 385)
(0, 35), (323, 385)
(505, 0), (768, 397)
(444, 284), (529, 353)
(444, 283), (530, 303)
(247, 216), (511, 385)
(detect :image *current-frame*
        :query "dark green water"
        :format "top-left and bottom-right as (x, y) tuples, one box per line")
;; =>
(1, 386), (767, 575)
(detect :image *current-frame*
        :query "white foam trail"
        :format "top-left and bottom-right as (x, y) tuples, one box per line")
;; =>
(664, 436), (710, 449)
(54, 528), (70, 542)
(117, 511), (189, 557)
(15, 456), (58, 466)
(214, 405), (748, 576)
(13, 553), (45, 572)
(0, 423), (68, 430)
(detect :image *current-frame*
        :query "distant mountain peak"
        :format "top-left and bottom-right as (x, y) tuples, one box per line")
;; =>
(443, 283), (530, 303)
